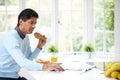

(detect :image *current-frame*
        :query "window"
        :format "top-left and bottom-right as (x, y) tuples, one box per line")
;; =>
(93, 0), (114, 70)
(94, 0), (114, 52)
(0, 0), (115, 54)
(0, 0), (19, 31)
(26, 0), (83, 53)
(58, 0), (83, 53)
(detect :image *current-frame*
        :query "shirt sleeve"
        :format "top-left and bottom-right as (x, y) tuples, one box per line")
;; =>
(3, 33), (43, 70)
(28, 47), (41, 60)
(25, 36), (41, 60)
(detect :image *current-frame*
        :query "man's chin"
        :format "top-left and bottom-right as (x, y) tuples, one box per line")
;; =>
(27, 32), (32, 34)
(29, 31), (33, 34)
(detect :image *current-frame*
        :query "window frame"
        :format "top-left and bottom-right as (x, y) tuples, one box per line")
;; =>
(0, 0), (115, 53)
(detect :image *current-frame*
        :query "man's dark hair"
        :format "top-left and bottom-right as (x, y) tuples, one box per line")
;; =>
(17, 8), (39, 26)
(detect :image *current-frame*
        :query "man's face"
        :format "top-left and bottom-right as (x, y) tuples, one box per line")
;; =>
(19, 17), (37, 34)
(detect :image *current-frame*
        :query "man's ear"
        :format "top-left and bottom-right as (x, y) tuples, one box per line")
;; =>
(19, 19), (24, 25)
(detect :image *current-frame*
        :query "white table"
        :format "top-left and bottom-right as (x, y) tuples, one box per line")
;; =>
(19, 54), (118, 80)
(29, 69), (116, 80)
(19, 62), (116, 80)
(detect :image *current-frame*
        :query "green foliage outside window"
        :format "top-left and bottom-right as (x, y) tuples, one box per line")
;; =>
(0, 14), (5, 31)
(105, 0), (114, 9)
(73, 34), (82, 51)
(0, 0), (5, 5)
(95, 0), (114, 52)
(105, 11), (114, 31)
(0, 0), (18, 5)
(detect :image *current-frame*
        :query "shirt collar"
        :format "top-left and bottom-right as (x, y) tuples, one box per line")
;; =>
(15, 26), (25, 39)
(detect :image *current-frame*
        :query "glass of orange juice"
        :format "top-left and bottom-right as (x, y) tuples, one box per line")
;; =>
(51, 56), (58, 63)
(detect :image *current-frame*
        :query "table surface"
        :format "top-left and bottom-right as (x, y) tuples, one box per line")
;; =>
(27, 68), (116, 80)
(19, 54), (118, 80)
(19, 62), (116, 80)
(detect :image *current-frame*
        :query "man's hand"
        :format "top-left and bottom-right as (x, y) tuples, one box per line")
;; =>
(37, 35), (46, 49)
(42, 63), (64, 71)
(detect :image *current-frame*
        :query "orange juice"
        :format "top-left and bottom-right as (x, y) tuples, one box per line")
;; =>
(51, 56), (58, 63)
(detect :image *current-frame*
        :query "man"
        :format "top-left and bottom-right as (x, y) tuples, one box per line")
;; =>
(0, 8), (64, 80)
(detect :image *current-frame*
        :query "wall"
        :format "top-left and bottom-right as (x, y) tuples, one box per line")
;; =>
(115, 0), (120, 59)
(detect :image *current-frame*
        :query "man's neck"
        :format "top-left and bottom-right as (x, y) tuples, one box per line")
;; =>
(15, 26), (25, 39)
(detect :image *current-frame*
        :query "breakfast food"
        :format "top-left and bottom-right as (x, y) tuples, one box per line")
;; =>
(34, 32), (46, 40)
(36, 59), (61, 66)
(36, 59), (50, 64)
